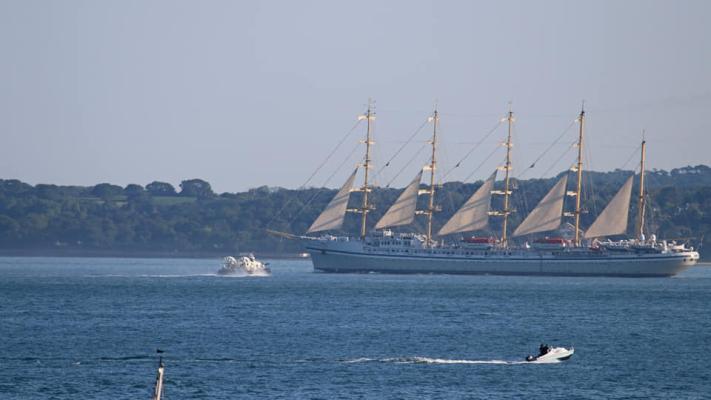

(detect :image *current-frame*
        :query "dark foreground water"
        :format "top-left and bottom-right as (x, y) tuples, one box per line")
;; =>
(1, 257), (710, 399)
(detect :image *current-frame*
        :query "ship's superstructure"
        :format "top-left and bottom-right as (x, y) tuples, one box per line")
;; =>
(297, 103), (699, 277)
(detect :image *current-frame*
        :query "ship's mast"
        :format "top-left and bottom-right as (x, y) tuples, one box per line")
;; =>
(635, 136), (646, 241)
(359, 100), (375, 239)
(152, 352), (165, 400)
(425, 108), (439, 243)
(501, 108), (514, 246)
(574, 106), (585, 246)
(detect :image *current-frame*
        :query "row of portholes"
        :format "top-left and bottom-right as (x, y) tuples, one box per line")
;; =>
(367, 249), (515, 257)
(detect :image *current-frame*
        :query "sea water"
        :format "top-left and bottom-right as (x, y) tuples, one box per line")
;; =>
(1, 257), (709, 399)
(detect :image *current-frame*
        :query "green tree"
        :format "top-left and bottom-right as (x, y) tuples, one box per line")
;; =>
(91, 183), (123, 199)
(146, 181), (177, 196)
(179, 179), (214, 198)
(124, 184), (145, 198)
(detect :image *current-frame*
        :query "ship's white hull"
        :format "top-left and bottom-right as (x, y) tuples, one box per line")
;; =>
(305, 240), (698, 277)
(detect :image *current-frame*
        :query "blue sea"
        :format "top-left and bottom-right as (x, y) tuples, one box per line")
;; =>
(1, 257), (710, 399)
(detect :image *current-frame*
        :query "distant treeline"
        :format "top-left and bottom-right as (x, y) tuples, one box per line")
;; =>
(0, 165), (709, 257)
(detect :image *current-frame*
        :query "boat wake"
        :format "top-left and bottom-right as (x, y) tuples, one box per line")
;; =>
(85, 273), (269, 278)
(343, 356), (560, 365)
(213, 271), (270, 278)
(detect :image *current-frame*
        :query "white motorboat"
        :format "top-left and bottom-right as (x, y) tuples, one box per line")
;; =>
(217, 254), (270, 275)
(526, 344), (574, 362)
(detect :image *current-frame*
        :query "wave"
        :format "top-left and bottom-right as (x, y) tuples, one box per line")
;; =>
(84, 273), (270, 278)
(191, 357), (241, 363)
(84, 273), (214, 278)
(99, 355), (151, 361)
(342, 356), (559, 365)
(217, 271), (271, 278)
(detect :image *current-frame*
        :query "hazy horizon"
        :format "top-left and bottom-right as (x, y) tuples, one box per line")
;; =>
(1, 0), (709, 192)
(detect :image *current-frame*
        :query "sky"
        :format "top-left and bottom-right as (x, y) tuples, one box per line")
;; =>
(0, 0), (709, 193)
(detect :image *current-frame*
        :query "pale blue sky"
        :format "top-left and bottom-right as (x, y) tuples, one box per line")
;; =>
(1, 0), (709, 192)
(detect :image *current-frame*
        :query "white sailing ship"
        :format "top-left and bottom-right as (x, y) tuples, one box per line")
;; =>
(295, 102), (699, 277)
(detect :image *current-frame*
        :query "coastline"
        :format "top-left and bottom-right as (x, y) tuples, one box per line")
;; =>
(0, 248), (308, 260)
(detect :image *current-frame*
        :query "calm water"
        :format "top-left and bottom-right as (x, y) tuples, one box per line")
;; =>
(1, 257), (710, 399)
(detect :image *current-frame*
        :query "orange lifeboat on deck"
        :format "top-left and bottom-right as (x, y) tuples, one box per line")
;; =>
(531, 237), (567, 250)
(461, 236), (496, 250)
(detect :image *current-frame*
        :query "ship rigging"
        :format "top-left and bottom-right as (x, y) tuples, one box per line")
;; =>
(284, 101), (699, 277)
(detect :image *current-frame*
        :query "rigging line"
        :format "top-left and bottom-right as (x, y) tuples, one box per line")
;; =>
(375, 118), (429, 174)
(386, 142), (428, 188)
(286, 142), (362, 227)
(438, 111), (502, 118)
(300, 119), (362, 190)
(462, 144), (502, 183)
(376, 107), (434, 115)
(562, 162), (576, 220)
(437, 135), (458, 214)
(540, 143), (576, 178)
(370, 130), (384, 187)
(505, 122), (527, 217)
(515, 183), (530, 222)
(327, 143), (364, 187)
(584, 144), (598, 217)
(587, 144), (642, 225)
(440, 120), (503, 181)
(265, 119), (362, 228)
(643, 168), (661, 234)
(515, 119), (576, 180)
(620, 143), (643, 171)
(514, 113), (577, 119)
(437, 131), (452, 184)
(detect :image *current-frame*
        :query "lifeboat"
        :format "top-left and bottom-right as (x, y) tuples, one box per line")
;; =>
(531, 237), (567, 250)
(461, 236), (496, 250)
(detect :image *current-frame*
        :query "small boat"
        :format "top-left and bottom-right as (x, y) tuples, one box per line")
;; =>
(461, 236), (496, 250)
(217, 254), (271, 275)
(525, 344), (574, 362)
(531, 237), (568, 250)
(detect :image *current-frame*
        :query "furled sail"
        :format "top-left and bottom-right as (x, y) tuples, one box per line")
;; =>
(375, 170), (423, 229)
(513, 175), (568, 237)
(584, 175), (634, 239)
(438, 171), (497, 236)
(306, 168), (358, 233)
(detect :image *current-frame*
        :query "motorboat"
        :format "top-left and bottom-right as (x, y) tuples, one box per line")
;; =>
(525, 344), (574, 362)
(217, 254), (270, 275)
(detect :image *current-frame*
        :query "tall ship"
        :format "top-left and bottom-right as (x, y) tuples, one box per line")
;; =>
(289, 101), (699, 277)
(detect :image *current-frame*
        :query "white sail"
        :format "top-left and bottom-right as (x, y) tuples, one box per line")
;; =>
(307, 169), (358, 233)
(375, 170), (423, 229)
(513, 175), (568, 237)
(438, 171), (497, 236)
(584, 175), (634, 239)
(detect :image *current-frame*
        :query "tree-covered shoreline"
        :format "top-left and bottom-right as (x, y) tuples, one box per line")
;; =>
(1, 165), (709, 258)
